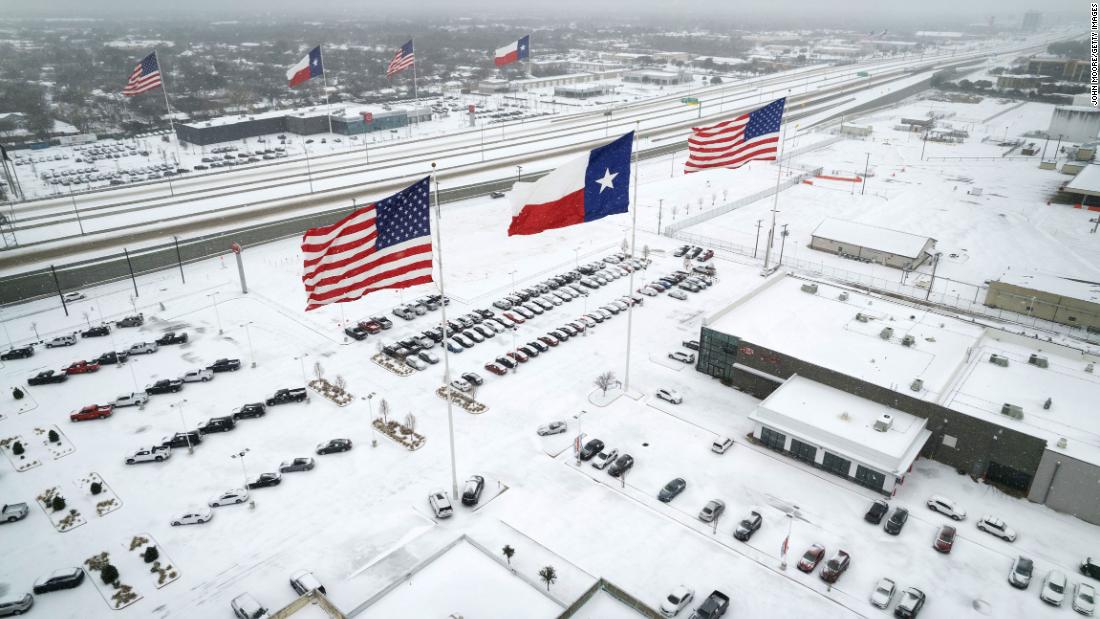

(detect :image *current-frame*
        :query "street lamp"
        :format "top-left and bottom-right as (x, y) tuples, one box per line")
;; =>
(171, 399), (193, 453)
(241, 322), (256, 368)
(515, 165), (523, 185)
(294, 354), (310, 399)
(572, 410), (588, 465)
(367, 392), (378, 447)
(780, 504), (800, 570)
(230, 448), (251, 489)
(206, 292), (223, 335)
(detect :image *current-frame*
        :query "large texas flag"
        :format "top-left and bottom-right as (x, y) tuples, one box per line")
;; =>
(508, 132), (633, 236)
(287, 46), (324, 88)
(494, 35), (530, 67)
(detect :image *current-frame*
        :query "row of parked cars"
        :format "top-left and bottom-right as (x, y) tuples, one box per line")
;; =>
(1, 313), (147, 363)
(672, 244), (715, 262)
(638, 268), (714, 301)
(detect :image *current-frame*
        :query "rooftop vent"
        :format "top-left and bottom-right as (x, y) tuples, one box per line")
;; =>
(901, 335), (915, 347)
(856, 313), (870, 323)
(873, 413), (894, 432)
(989, 354), (1009, 367)
(800, 283), (818, 294)
(880, 327), (894, 340)
(1087, 363), (1095, 374)
(838, 292), (849, 301)
(910, 378), (923, 392)
(1028, 354), (1049, 368)
(1058, 437), (1068, 449)
(1000, 403), (1024, 420)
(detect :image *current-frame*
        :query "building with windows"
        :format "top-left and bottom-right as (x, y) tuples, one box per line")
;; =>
(1028, 55), (1090, 82)
(984, 270), (1100, 333)
(175, 104), (425, 146)
(622, 69), (691, 86)
(1022, 10), (1042, 32)
(809, 218), (936, 270)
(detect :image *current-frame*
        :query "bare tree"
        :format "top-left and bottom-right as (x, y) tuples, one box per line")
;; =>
(313, 361), (324, 381)
(620, 238), (629, 254)
(335, 375), (347, 391)
(404, 413), (417, 433)
(642, 245), (650, 261)
(538, 565), (557, 591)
(595, 371), (617, 396)
(502, 545), (515, 565)
(379, 398), (390, 423)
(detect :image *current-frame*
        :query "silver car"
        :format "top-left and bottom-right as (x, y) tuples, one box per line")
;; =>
(1074, 582), (1096, 616)
(1042, 570), (1068, 606)
(699, 499), (725, 523)
(537, 421), (567, 436)
(591, 448), (618, 470)
(182, 368), (214, 383)
(870, 577), (895, 609)
(0, 593), (33, 616)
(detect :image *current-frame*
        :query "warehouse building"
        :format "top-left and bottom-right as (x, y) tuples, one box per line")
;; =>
(1048, 106), (1100, 143)
(697, 275), (1100, 523)
(809, 218), (936, 270)
(176, 104), (427, 146)
(554, 82), (619, 99)
(1060, 163), (1100, 207)
(984, 270), (1100, 333)
(1027, 55), (1090, 82)
(622, 69), (691, 86)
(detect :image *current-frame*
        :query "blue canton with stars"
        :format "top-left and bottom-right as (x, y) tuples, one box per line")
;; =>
(744, 97), (785, 140)
(375, 177), (431, 250)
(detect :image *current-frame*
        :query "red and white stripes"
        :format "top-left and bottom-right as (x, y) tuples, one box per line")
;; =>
(684, 114), (779, 173)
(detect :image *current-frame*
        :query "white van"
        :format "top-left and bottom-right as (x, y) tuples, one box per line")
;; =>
(428, 490), (454, 519)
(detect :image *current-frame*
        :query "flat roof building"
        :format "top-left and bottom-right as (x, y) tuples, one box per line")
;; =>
(985, 269), (1100, 333)
(809, 218), (936, 270)
(623, 69), (691, 86)
(1060, 163), (1100, 206)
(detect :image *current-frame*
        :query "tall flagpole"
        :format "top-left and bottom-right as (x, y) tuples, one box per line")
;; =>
(623, 124), (640, 394)
(154, 49), (183, 168)
(318, 44), (334, 136)
(431, 162), (460, 501)
(762, 123), (787, 273)
(411, 39), (420, 125)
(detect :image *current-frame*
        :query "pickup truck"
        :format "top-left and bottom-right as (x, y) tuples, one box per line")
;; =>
(156, 331), (189, 346)
(266, 388), (307, 406)
(145, 378), (184, 395)
(690, 590), (730, 619)
(1, 502), (29, 523)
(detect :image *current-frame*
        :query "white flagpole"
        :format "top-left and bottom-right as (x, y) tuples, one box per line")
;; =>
(318, 45), (334, 136)
(431, 162), (460, 501)
(411, 41), (420, 125)
(154, 49), (183, 169)
(623, 123), (640, 394)
(762, 123), (787, 273)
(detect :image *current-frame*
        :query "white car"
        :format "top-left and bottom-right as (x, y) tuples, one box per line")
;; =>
(656, 388), (683, 404)
(870, 577), (896, 609)
(406, 356), (427, 371)
(668, 290), (689, 301)
(450, 378), (472, 392)
(231, 593), (268, 619)
(711, 437), (734, 454)
(926, 495), (966, 521)
(208, 488), (249, 507)
(976, 515), (1017, 542)
(639, 286), (659, 296)
(113, 392), (149, 408)
(171, 509), (213, 526)
(125, 445), (171, 464)
(669, 351), (695, 364)
(428, 490), (453, 519)
(537, 421), (568, 436)
(289, 569), (326, 596)
(128, 341), (158, 355)
(182, 368), (214, 383)
(1041, 570), (1068, 606)
(46, 334), (77, 348)
(1074, 582), (1096, 616)
(591, 448), (619, 470)
(659, 585), (695, 617)
(62, 292), (86, 302)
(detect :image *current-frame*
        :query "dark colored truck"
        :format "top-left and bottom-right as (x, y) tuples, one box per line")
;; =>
(690, 590), (730, 619)
(266, 388), (307, 406)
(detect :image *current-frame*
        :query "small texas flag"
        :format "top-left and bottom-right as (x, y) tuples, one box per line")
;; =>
(494, 35), (530, 67)
(287, 46), (324, 88)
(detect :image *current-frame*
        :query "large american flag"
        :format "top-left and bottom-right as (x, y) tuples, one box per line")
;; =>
(122, 52), (163, 97)
(684, 97), (785, 173)
(386, 40), (415, 78)
(301, 177), (434, 311)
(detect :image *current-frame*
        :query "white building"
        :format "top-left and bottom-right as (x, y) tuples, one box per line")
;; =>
(1048, 106), (1100, 143)
(809, 218), (936, 270)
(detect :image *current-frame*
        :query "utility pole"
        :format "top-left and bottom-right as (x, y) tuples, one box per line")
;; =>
(778, 224), (789, 266)
(926, 252), (942, 301)
(173, 236), (186, 284)
(657, 199), (663, 235)
(861, 152), (870, 195)
(753, 219), (762, 258)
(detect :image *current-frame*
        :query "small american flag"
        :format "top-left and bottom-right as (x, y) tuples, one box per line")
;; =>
(685, 97), (785, 173)
(301, 177), (433, 311)
(122, 52), (163, 97)
(386, 40), (415, 78)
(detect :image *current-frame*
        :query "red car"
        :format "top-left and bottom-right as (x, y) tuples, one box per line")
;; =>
(538, 335), (559, 347)
(506, 350), (529, 363)
(70, 404), (112, 422)
(820, 550), (850, 583)
(503, 312), (525, 325)
(65, 360), (101, 375)
(358, 321), (382, 334)
(797, 544), (825, 573)
(484, 362), (506, 376)
(933, 525), (956, 553)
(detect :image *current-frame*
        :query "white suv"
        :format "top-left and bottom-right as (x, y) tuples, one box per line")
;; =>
(125, 445), (171, 464)
(428, 490), (453, 519)
(926, 495), (966, 521)
(656, 388), (683, 404)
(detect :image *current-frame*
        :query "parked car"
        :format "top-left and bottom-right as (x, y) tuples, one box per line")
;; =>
(161, 432), (202, 449)
(656, 388), (683, 404)
(871, 577), (896, 609)
(125, 445), (171, 464)
(208, 358), (242, 372)
(199, 416), (237, 434)
(0, 346), (34, 360)
(246, 472), (282, 489)
(128, 341), (158, 355)
(733, 510), (762, 541)
(156, 331), (188, 345)
(70, 404), (112, 422)
(820, 550), (850, 583)
(0, 592), (33, 616)
(485, 362), (506, 376)
(316, 439), (352, 455)
(116, 314), (144, 328)
(28, 370), (67, 385)
(1073, 582), (1096, 616)
(429, 490), (453, 518)
(690, 590), (729, 619)
(865, 499), (889, 524)
(1, 503), (29, 524)
(279, 457), (315, 473)
(45, 334), (77, 348)
(418, 350), (439, 365)
(62, 292), (86, 302)
(267, 388), (307, 406)
(1009, 555), (1035, 589)
(537, 421), (567, 436)
(33, 567), (85, 594)
(113, 392), (148, 408)
(209, 488), (249, 507)
(231, 592), (268, 619)
(1042, 570), (1068, 606)
(894, 587), (925, 618)
(290, 570), (326, 596)
(1082, 558), (1100, 582)
(711, 437), (734, 454)
(659, 585), (695, 617)
(145, 378), (183, 394)
(699, 499), (726, 523)
(927, 495), (966, 520)
(182, 368), (214, 383)
(96, 350), (128, 365)
(360, 321), (383, 334)
(669, 351), (695, 364)
(933, 525), (957, 553)
(406, 356), (427, 371)
(345, 325), (369, 340)
(450, 378), (473, 393)
(591, 448), (618, 470)
(462, 475), (485, 506)
(885, 507), (909, 535)
(578, 438), (605, 461)
(669, 289), (689, 300)
(461, 371), (484, 386)
(64, 360), (100, 375)
(81, 325), (110, 338)
(608, 454), (634, 477)
(976, 515), (1017, 542)
(798, 544), (826, 573)
(658, 478), (687, 503)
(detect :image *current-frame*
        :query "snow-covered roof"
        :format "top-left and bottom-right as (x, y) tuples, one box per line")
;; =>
(992, 270), (1100, 305)
(752, 375), (930, 476)
(811, 217), (934, 259)
(1063, 164), (1100, 197)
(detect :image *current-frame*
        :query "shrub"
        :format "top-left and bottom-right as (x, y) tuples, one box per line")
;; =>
(142, 546), (159, 564)
(101, 564), (119, 586)
(12, 441), (24, 455)
(51, 495), (66, 512)
(48, 429), (60, 443)
(90, 482), (103, 495)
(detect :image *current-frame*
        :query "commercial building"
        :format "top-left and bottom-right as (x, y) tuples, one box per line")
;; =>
(554, 83), (619, 99)
(696, 275), (1100, 523)
(1061, 164), (1100, 207)
(1028, 55), (1090, 82)
(1048, 106), (1100, 143)
(622, 69), (691, 86)
(1022, 10), (1042, 32)
(175, 104), (427, 146)
(809, 218), (936, 270)
(984, 270), (1100, 333)
(995, 74), (1048, 90)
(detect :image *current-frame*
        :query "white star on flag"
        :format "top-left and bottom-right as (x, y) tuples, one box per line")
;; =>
(595, 168), (618, 193)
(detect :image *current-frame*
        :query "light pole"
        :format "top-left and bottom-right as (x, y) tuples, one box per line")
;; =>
(231, 448), (251, 488)
(295, 353), (310, 399)
(780, 504), (800, 570)
(778, 224), (789, 267)
(171, 400), (193, 453)
(515, 165), (523, 185)
(572, 410), (588, 465)
(367, 392), (378, 447)
(207, 292), (223, 335)
(242, 322), (256, 368)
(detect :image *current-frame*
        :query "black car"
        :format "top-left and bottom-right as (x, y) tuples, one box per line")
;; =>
(673, 245), (691, 257)
(32, 567), (85, 594)
(345, 325), (369, 340)
(608, 454), (634, 477)
(683, 340), (700, 351)
(1, 346), (34, 360)
(884, 507), (909, 535)
(579, 438), (604, 461)
(28, 370), (68, 386)
(462, 475), (485, 506)
(865, 499), (889, 524)
(145, 379), (184, 395)
(207, 358), (241, 373)
(116, 314), (144, 328)
(474, 308), (495, 320)
(198, 416), (236, 434)
(233, 403), (267, 420)
(267, 388), (307, 406)
(246, 472), (282, 489)
(316, 438), (352, 455)
(733, 511), (763, 541)
(155, 331), (189, 346)
(81, 325), (110, 338)
(1083, 558), (1100, 581)
(161, 432), (203, 449)
(461, 372), (484, 386)
(96, 351), (129, 365)
(423, 328), (445, 343)
(658, 478), (687, 503)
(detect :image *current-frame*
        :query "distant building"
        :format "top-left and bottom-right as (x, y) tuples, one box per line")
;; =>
(1027, 55), (1089, 82)
(995, 74), (1047, 90)
(1022, 10), (1042, 32)
(622, 69), (691, 86)
(1048, 106), (1100, 143)
(985, 270), (1100, 333)
(839, 123), (873, 138)
(809, 218), (936, 270)
(554, 82), (619, 99)
(175, 104), (424, 146)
